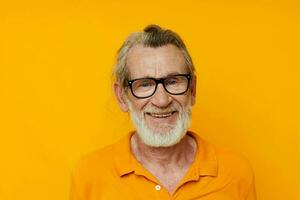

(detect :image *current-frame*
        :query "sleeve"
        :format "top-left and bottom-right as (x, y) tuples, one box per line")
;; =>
(233, 153), (257, 200)
(245, 174), (257, 200)
(69, 169), (83, 200)
(69, 160), (88, 200)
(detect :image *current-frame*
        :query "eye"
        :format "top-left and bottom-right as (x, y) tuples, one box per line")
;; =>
(165, 77), (179, 85)
(134, 79), (155, 89)
(142, 80), (153, 87)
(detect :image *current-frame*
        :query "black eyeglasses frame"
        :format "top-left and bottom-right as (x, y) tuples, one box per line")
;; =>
(127, 73), (191, 99)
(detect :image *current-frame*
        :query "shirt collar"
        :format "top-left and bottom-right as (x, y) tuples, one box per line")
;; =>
(187, 131), (218, 179)
(113, 131), (218, 178)
(113, 131), (135, 177)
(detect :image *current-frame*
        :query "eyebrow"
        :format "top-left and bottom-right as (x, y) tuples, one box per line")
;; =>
(133, 72), (189, 80)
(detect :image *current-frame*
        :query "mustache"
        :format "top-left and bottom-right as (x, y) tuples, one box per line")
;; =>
(143, 104), (181, 114)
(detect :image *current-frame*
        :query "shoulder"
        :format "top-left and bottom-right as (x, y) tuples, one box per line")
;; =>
(71, 132), (134, 184)
(71, 143), (118, 183)
(70, 142), (125, 199)
(211, 144), (255, 195)
(215, 146), (256, 198)
(190, 131), (255, 186)
(80, 144), (116, 166)
(215, 145), (254, 178)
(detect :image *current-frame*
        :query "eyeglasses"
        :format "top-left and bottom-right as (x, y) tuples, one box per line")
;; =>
(127, 74), (191, 99)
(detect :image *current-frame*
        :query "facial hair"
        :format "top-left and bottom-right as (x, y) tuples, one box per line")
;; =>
(127, 101), (192, 147)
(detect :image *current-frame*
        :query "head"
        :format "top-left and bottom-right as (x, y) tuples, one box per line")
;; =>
(114, 24), (196, 147)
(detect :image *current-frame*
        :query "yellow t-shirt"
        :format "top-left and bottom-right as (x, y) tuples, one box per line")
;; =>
(70, 131), (256, 200)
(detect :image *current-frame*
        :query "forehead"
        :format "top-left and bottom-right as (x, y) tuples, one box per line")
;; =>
(126, 44), (187, 79)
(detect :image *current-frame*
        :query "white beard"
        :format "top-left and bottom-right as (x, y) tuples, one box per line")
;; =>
(127, 101), (192, 147)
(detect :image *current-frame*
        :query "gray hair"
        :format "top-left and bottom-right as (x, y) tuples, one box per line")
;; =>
(114, 24), (195, 87)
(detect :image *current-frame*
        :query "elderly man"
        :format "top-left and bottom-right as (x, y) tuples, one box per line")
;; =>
(70, 25), (256, 200)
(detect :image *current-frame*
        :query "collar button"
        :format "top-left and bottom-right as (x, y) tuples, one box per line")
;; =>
(155, 184), (161, 191)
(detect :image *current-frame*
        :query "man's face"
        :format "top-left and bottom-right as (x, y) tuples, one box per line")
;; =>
(116, 44), (196, 147)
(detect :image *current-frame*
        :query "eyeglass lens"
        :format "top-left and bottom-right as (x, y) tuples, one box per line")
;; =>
(131, 75), (189, 98)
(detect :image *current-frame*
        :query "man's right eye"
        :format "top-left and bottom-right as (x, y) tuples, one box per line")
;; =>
(139, 81), (152, 87)
(136, 80), (154, 88)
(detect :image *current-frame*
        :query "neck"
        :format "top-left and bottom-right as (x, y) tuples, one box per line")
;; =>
(131, 132), (197, 168)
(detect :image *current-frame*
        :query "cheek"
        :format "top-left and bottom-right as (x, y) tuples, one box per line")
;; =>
(176, 94), (192, 108)
(128, 96), (149, 113)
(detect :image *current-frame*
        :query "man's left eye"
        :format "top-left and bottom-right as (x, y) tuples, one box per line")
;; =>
(141, 82), (151, 87)
(166, 78), (178, 85)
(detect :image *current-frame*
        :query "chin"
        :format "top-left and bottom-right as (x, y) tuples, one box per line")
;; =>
(147, 123), (175, 135)
(128, 101), (192, 147)
(132, 113), (191, 148)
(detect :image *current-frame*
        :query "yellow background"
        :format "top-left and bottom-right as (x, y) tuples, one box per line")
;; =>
(0, 0), (299, 199)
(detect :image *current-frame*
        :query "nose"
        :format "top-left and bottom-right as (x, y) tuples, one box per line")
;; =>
(150, 83), (172, 108)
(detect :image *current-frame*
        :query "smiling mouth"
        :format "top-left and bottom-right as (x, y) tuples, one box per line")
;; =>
(145, 111), (177, 118)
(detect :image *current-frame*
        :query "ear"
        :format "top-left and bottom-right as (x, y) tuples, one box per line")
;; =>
(114, 82), (129, 112)
(191, 75), (197, 106)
